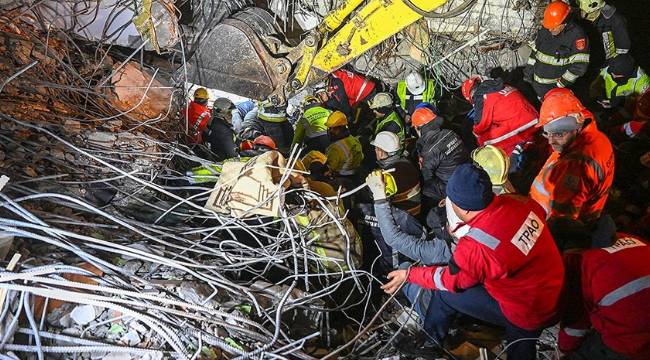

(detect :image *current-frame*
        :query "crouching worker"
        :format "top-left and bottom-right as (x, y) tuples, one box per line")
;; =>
(560, 232), (650, 360)
(364, 170), (451, 318)
(381, 163), (564, 360)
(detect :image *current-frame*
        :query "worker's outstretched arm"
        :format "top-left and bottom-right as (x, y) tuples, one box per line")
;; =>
(374, 199), (451, 265)
(558, 252), (592, 353)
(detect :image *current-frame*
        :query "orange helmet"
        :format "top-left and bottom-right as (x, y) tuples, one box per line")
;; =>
(412, 107), (438, 127)
(543, 1), (570, 30)
(634, 89), (650, 121)
(461, 76), (481, 102)
(538, 88), (590, 127)
(253, 135), (277, 150)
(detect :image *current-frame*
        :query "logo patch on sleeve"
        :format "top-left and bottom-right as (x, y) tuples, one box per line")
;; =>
(511, 211), (544, 255)
(575, 38), (586, 51)
(603, 237), (646, 254)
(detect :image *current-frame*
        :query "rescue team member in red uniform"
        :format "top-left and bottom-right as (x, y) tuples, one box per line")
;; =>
(530, 88), (615, 250)
(185, 87), (212, 144)
(560, 233), (650, 360)
(461, 76), (540, 173)
(315, 69), (377, 121)
(525, 1), (590, 100)
(382, 163), (564, 360)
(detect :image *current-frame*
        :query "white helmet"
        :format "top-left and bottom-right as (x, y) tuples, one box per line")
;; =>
(370, 131), (401, 154)
(406, 72), (426, 95)
(368, 92), (393, 109)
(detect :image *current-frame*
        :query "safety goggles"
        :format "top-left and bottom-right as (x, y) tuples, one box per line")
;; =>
(542, 130), (573, 139)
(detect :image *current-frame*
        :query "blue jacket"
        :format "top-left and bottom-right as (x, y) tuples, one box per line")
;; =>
(373, 200), (451, 265)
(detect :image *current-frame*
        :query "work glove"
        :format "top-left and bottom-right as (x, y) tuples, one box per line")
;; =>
(365, 170), (386, 201)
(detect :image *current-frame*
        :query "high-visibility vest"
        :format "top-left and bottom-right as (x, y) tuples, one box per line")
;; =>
(374, 111), (405, 143)
(603, 66), (650, 101)
(301, 106), (331, 138)
(396, 79), (436, 110)
(325, 135), (364, 175)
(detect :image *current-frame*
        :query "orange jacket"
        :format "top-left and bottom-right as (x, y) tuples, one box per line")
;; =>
(530, 119), (614, 222)
(185, 101), (212, 144)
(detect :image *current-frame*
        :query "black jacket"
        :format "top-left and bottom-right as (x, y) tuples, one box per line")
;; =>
(594, 5), (631, 63)
(416, 121), (468, 202)
(526, 22), (590, 97)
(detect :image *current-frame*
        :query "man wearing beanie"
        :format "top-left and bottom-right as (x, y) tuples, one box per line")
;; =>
(597, 53), (650, 109)
(381, 163), (564, 360)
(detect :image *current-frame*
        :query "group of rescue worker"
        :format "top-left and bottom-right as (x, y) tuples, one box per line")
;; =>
(183, 1), (649, 358)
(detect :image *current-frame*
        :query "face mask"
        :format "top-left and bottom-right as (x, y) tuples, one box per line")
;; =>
(445, 197), (469, 239)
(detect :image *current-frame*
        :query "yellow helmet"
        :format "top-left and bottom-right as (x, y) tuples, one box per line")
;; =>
(471, 145), (510, 186)
(302, 150), (327, 169)
(194, 87), (209, 100)
(325, 111), (348, 128)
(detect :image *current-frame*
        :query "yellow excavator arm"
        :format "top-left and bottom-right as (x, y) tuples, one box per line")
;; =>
(268, 0), (448, 104)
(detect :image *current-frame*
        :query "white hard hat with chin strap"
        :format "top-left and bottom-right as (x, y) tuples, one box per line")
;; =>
(370, 131), (401, 154)
(406, 72), (426, 95)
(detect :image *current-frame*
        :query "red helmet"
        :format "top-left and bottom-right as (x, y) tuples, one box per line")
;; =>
(253, 135), (277, 150)
(543, 1), (570, 30)
(461, 76), (481, 103)
(538, 88), (589, 127)
(412, 107), (437, 128)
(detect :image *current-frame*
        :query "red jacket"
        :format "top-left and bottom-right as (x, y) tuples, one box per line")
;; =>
(530, 119), (614, 223)
(560, 234), (650, 359)
(473, 85), (539, 155)
(408, 195), (564, 330)
(185, 101), (211, 144)
(330, 69), (376, 108)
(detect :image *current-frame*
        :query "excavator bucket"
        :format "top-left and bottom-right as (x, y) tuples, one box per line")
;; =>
(185, 8), (287, 100)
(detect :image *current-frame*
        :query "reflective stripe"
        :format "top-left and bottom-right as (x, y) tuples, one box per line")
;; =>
(332, 140), (357, 175)
(354, 78), (370, 103)
(616, 48), (629, 55)
(192, 111), (210, 135)
(393, 183), (421, 203)
(534, 51), (589, 67)
(433, 267), (448, 291)
(563, 327), (588, 337)
(533, 74), (558, 85)
(397, 80), (436, 109)
(565, 154), (605, 182)
(598, 275), (650, 306)
(527, 56), (536, 66)
(466, 228), (500, 250)
(562, 70), (580, 83)
(483, 118), (538, 146)
(532, 179), (550, 198)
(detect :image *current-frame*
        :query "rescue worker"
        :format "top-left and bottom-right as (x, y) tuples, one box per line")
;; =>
(578, 0), (630, 64)
(204, 100), (238, 160)
(560, 233), (650, 360)
(525, 1), (590, 99)
(394, 72), (437, 120)
(240, 104), (294, 154)
(530, 88), (615, 250)
(185, 87), (212, 144)
(324, 111), (364, 180)
(381, 163), (565, 360)
(316, 69), (377, 122)
(239, 135), (277, 157)
(412, 107), (467, 205)
(461, 76), (539, 170)
(598, 54), (650, 109)
(471, 145), (515, 195)
(291, 96), (332, 152)
(371, 131), (421, 215)
(368, 93), (406, 144)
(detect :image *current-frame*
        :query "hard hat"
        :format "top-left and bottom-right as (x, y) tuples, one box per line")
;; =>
(302, 150), (327, 168)
(538, 88), (588, 128)
(411, 107), (437, 128)
(368, 92), (393, 110)
(415, 102), (439, 114)
(370, 131), (401, 154)
(325, 111), (348, 128)
(471, 145), (510, 186)
(543, 1), (570, 30)
(194, 87), (209, 100)
(405, 72), (426, 95)
(634, 89), (650, 121)
(252, 135), (277, 150)
(302, 95), (319, 106)
(258, 104), (287, 122)
(461, 76), (481, 103)
(577, 0), (605, 14)
(213, 97), (233, 111)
